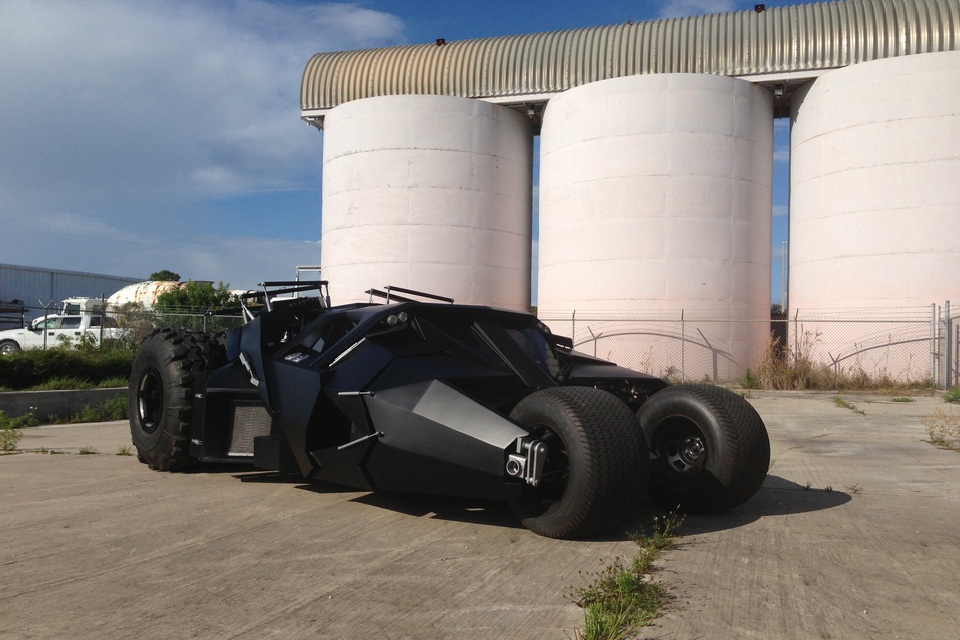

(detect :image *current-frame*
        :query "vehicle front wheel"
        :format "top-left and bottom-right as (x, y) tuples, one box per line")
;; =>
(128, 329), (214, 471)
(0, 340), (21, 355)
(508, 387), (648, 539)
(638, 384), (770, 513)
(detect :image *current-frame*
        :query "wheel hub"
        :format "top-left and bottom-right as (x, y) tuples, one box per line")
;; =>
(137, 370), (163, 434)
(664, 435), (707, 473)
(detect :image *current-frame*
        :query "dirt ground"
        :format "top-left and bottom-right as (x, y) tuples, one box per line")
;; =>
(2, 391), (958, 639)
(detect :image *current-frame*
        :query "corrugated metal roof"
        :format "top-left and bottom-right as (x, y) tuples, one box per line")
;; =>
(301, 0), (960, 120)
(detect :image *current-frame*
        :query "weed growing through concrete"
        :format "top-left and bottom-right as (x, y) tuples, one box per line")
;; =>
(568, 511), (684, 640)
(944, 387), (960, 404)
(890, 397), (915, 403)
(0, 410), (37, 452)
(78, 446), (99, 455)
(1, 423), (22, 452)
(922, 409), (960, 451)
(116, 445), (133, 456)
(833, 396), (865, 415)
(846, 483), (863, 494)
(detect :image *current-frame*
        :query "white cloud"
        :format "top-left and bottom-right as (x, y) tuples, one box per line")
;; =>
(0, 209), (319, 289)
(0, 0), (403, 288)
(773, 118), (791, 163)
(0, 1), (402, 208)
(658, 0), (738, 18)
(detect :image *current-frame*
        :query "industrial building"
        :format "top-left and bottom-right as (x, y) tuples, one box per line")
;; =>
(0, 263), (141, 325)
(300, 0), (960, 381)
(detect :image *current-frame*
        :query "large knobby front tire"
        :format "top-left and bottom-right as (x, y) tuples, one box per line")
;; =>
(508, 387), (648, 539)
(638, 384), (770, 513)
(128, 329), (225, 471)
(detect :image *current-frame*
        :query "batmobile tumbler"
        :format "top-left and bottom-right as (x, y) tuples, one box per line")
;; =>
(130, 282), (770, 539)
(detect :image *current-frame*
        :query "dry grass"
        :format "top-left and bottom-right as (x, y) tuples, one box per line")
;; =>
(923, 409), (960, 451)
(743, 334), (932, 392)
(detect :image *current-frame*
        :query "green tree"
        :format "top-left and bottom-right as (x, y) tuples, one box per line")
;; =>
(154, 281), (233, 312)
(149, 269), (181, 281)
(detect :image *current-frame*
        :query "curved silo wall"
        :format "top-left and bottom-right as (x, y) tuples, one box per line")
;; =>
(537, 74), (773, 382)
(321, 95), (532, 309)
(789, 50), (960, 382)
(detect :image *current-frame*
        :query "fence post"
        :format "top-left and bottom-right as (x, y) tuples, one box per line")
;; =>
(793, 308), (800, 363)
(680, 309), (685, 382)
(932, 303), (939, 387)
(955, 321), (959, 388)
(99, 293), (105, 346)
(571, 310), (576, 347)
(943, 301), (953, 389)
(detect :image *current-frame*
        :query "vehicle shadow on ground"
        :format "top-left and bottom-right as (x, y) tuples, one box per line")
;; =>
(234, 470), (364, 493)
(348, 491), (525, 530)
(618, 474), (853, 540)
(234, 470), (521, 524)
(230, 471), (852, 540)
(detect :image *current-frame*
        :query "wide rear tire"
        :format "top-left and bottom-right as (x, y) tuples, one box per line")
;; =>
(638, 384), (770, 513)
(509, 387), (648, 539)
(128, 329), (224, 471)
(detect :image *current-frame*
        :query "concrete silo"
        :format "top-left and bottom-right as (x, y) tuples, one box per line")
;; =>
(537, 74), (773, 381)
(321, 95), (533, 309)
(789, 51), (960, 381)
(790, 51), (960, 309)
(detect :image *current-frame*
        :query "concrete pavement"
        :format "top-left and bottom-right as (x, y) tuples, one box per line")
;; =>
(1, 391), (958, 639)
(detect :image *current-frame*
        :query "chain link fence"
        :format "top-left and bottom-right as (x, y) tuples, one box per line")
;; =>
(108, 306), (245, 347)
(4, 303), (245, 352)
(539, 303), (959, 388)
(9, 297), (959, 389)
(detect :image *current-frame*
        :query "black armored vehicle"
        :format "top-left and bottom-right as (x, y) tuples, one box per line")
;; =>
(130, 282), (770, 539)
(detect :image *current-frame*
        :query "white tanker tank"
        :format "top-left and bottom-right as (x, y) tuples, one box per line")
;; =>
(106, 281), (187, 310)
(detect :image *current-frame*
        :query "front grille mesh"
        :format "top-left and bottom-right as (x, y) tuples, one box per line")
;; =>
(228, 404), (272, 456)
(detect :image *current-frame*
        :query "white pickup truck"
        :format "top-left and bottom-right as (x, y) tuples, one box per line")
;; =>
(0, 314), (123, 354)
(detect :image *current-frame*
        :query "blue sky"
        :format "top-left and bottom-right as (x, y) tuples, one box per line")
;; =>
(1, 0), (790, 301)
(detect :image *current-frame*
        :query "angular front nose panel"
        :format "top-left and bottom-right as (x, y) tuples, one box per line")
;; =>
(362, 380), (528, 499)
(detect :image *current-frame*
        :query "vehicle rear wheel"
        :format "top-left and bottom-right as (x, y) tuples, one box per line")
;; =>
(508, 387), (648, 539)
(128, 329), (223, 471)
(638, 384), (770, 513)
(0, 340), (20, 355)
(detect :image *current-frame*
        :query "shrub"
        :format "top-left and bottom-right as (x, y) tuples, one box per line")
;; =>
(0, 410), (38, 452)
(0, 349), (135, 391)
(32, 377), (96, 391)
(71, 394), (128, 423)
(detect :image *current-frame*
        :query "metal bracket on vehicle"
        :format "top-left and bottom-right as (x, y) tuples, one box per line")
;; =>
(506, 438), (548, 486)
(337, 431), (384, 451)
(238, 352), (259, 387)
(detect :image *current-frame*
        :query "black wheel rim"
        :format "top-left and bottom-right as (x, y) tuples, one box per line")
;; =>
(655, 416), (708, 478)
(137, 368), (163, 434)
(514, 425), (569, 517)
